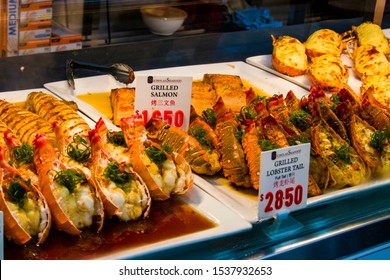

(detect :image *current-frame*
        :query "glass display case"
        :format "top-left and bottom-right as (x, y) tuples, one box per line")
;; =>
(0, 0), (390, 260)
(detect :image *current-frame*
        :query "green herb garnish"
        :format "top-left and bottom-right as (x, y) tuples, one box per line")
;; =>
(234, 129), (245, 144)
(201, 108), (217, 129)
(188, 127), (211, 148)
(336, 145), (354, 164)
(259, 139), (280, 151)
(236, 106), (257, 124)
(54, 169), (86, 193)
(66, 135), (91, 163)
(289, 110), (311, 131)
(107, 130), (127, 147)
(8, 179), (30, 207)
(104, 162), (131, 185)
(145, 146), (167, 164)
(370, 129), (390, 151)
(162, 144), (173, 154)
(13, 144), (34, 164)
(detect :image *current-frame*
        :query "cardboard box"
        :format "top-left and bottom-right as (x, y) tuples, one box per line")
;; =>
(50, 22), (82, 52)
(1, 0), (19, 57)
(19, 19), (51, 42)
(20, 1), (52, 23)
(18, 37), (50, 55)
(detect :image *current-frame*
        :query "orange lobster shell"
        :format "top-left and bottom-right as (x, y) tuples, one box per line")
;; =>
(0, 146), (51, 245)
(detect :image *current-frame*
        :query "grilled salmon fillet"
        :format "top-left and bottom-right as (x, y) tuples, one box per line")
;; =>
(110, 87), (135, 126)
(191, 81), (218, 114)
(202, 74), (246, 113)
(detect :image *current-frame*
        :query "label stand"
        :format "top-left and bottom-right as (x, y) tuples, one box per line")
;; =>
(263, 210), (303, 240)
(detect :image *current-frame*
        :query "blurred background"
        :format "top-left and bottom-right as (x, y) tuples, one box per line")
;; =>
(2, 0), (389, 56)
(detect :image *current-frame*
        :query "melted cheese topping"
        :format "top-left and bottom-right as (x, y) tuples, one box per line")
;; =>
(354, 45), (390, 78)
(272, 35), (308, 75)
(318, 124), (367, 188)
(305, 29), (342, 58)
(355, 22), (390, 55)
(307, 54), (348, 92)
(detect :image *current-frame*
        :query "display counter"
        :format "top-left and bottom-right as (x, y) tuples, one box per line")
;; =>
(1, 17), (390, 260)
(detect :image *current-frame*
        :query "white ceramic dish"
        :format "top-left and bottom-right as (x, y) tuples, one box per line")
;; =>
(1, 88), (252, 260)
(246, 54), (361, 95)
(140, 6), (187, 36)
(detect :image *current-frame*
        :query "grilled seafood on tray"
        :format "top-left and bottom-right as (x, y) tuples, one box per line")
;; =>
(121, 116), (193, 201)
(0, 146), (51, 245)
(271, 35), (308, 77)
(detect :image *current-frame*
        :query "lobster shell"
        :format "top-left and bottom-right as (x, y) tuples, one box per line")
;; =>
(33, 133), (104, 235)
(131, 140), (193, 200)
(89, 128), (151, 220)
(0, 146), (51, 245)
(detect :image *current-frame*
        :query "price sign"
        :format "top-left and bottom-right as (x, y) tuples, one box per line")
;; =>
(258, 143), (310, 220)
(135, 75), (192, 131)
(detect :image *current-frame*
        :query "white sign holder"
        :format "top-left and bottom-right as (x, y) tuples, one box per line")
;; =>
(258, 143), (310, 237)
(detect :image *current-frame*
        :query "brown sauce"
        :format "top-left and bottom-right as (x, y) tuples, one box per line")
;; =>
(4, 196), (216, 260)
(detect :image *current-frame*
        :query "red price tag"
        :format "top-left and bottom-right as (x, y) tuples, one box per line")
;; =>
(140, 109), (185, 127)
(135, 75), (192, 130)
(258, 144), (310, 220)
(259, 185), (304, 213)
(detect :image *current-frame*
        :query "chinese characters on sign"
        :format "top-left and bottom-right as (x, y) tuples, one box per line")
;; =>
(258, 143), (310, 220)
(135, 76), (192, 131)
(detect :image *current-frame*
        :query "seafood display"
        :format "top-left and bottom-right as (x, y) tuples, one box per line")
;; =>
(3, 23), (390, 254)
(88, 125), (151, 221)
(33, 133), (104, 235)
(267, 22), (390, 96)
(0, 91), (207, 248)
(121, 116), (193, 200)
(0, 146), (51, 245)
(0, 99), (56, 147)
(304, 28), (344, 59)
(271, 35), (308, 77)
(306, 54), (349, 92)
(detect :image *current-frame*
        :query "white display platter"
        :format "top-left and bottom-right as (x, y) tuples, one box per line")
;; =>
(1, 88), (252, 260)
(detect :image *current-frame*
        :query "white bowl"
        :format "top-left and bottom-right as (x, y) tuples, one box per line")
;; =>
(141, 6), (187, 36)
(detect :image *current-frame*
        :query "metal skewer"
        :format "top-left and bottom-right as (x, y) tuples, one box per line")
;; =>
(66, 59), (135, 89)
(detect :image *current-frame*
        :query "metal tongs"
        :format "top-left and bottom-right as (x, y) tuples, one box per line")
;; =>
(66, 59), (135, 89)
